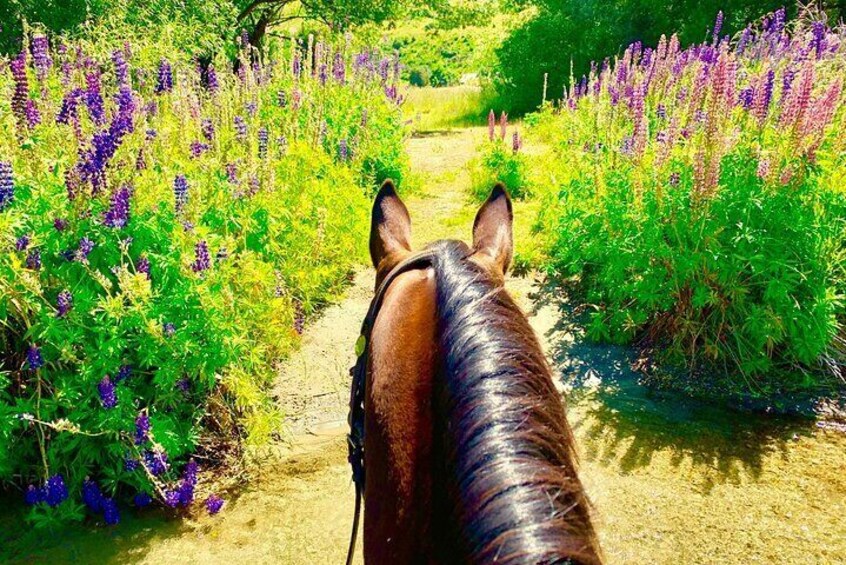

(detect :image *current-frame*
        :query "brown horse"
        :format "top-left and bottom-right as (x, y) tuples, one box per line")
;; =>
(348, 180), (601, 564)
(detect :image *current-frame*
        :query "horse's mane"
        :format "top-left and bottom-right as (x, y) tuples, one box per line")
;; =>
(430, 240), (601, 564)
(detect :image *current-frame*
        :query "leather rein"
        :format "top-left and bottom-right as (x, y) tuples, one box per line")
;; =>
(345, 250), (437, 565)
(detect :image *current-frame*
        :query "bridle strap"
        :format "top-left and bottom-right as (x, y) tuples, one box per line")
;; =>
(345, 250), (437, 565)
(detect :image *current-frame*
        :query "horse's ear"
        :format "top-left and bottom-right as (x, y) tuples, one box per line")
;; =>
(473, 183), (513, 275)
(370, 180), (412, 270)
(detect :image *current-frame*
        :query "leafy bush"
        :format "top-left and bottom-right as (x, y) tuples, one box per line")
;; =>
(0, 30), (407, 525)
(529, 11), (846, 389)
(471, 111), (532, 200)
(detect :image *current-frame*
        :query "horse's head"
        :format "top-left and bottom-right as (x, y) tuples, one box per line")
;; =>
(357, 179), (601, 564)
(369, 179), (513, 287)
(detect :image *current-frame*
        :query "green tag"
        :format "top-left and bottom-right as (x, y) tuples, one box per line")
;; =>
(355, 334), (366, 357)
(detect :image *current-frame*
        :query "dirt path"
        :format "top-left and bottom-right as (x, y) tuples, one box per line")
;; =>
(8, 126), (845, 564)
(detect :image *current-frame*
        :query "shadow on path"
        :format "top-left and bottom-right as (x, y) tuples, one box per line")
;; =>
(531, 280), (813, 494)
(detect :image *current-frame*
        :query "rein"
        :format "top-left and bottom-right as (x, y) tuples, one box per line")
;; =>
(346, 250), (437, 565)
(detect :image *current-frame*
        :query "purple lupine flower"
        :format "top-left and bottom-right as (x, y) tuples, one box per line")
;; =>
(26, 248), (41, 270)
(225, 163), (238, 184)
(177, 480), (195, 507)
(248, 176), (260, 196)
(176, 378), (190, 392)
(25, 99), (41, 128)
(292, 53), (302, 78)
(512, 132), (522, 153)
(134, 492), (152, 508)
(333, 53), (346, 83)
(78, 237), (95, 261)
(82, 479), (103, 512)
(10, 52), (30, 132)
(245, 100), (258, 117)
(174, 175), (188, 213)
(234, 115), (247, 140)
(712, 11), (724, 43)
(65, 168), (80, 201)
(124, 456), (140, 472)
(163, 322), (176, 337)
(155, 59), (173, 94)
(136, 255), (150, 279)
(205, 64), (219, 92)
(739, 87), (754, 110)
(190, 141), (209, 158)
(0, 161), (15, 211)
(144, 449), (169, 476)
(205, 495), (224, 515)
(44, 475), (69, 507)
(54, 218), (68, 231)
(318, 63), (328, 85)
(31, 35), (53, 81)
(25, 484), (46, 505)
(277, 90), (287, 108)
(771, 8), (786, 34)
(184, 459), (199, 485)
(78, 108), (134, 191)
(669, 172), (680, 186)
(258, 127), (269, 158)
(754, 69), (775, 122)
(338, 139), (348, 161)
(56, 290), (73, 318)
(15, 235), (29, 251)
(782, 69), (796, 101)
(112, 49), (129, 86)
(98, 376), (117, 409)
(294, 300), (305, 335)
(201, 118), (215, 141)
(192, 241), (211, 272)
(104, 185), (132, 228)
(114, 85), (136, 129)
(656, 104), (666, 120)
(101, 498), (120, 525)
(116, 364), (132, 382)
(737, 27), (752, 55)
(811, 22), (826, 59)
(277, 135), (288, 156)
(134, 411), (151, 444)
(164, 489), (181, 508)
(85, 70), (106, 125)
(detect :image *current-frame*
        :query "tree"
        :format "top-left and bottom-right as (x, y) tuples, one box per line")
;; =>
(235, 0), (408, 48)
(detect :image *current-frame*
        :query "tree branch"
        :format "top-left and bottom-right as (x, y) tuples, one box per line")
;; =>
(237, 0), (286, 23)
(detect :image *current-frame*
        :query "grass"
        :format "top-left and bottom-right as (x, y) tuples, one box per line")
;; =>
(403, 85), (491, 132)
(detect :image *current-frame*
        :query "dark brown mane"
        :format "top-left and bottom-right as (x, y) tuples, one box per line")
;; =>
(430, 239), (601, 564)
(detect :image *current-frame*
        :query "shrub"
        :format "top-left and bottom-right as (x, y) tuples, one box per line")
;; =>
(529, 11), (846, 389)
(0, 30), (407, 525)
(471, 111), (532, 200)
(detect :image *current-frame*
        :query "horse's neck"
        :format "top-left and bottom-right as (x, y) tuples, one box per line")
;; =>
(363, 267), (441, 562)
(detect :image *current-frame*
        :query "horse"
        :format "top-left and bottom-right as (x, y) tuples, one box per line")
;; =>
(347, 180), (602, 564)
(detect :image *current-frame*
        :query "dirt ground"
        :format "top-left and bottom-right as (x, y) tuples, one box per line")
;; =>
(4, 126), (845, 565)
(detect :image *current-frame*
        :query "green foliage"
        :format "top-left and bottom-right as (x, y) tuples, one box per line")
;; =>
(386, 18), (504, 87)
(526, 15), (846, 392)
(0, 29), (407, 524)
(546, 155), (845, 378)
(494, 0), (793, 114)
(471, 139), (531, 200)
(1, 0), (236, 57)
